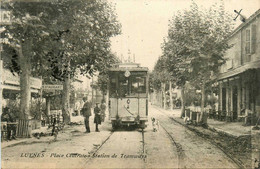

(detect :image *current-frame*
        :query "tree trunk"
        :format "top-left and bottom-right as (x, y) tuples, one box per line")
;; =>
(180, 86), (185, 118)
(62, 75), (71, 124)
(169, 81), (173, 110)
(19, 48), (31, 120)
(46, 97), (51, 123)
(162, 82), (166, 109)
(200, 81), (207, 124)
(91, 77), (94, 107)
(102, 93), (105, 101)
(106, 89), (109, 108)
(0, 60), (3, 115)
(157, 89), (163, 108)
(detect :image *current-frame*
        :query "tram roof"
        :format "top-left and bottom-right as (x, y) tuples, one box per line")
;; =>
(109, 63), (148, 72)
(108, 67), (148, 72)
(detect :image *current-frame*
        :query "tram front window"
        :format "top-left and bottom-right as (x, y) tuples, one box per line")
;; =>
(130, 76), (146, 95)
(119, 74), (129, 97)
(109, 76), (117, 97)
(110, 72), (147, 98)
(119, 74), (146, 97)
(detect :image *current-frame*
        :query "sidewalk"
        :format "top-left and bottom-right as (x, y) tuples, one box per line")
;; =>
(160, 107), (259, 138)
(1, 114), (86, 149)
(1, 109), (110, 149)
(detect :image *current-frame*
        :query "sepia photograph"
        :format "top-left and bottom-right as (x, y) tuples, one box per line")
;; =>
(0, 0), (260, 168)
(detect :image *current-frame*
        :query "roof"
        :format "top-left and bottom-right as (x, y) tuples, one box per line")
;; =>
(109, 67), (149, 72)
(217, 60), (260, 80)
(109, 62), (148, 72)
(228, 9), (260, 39)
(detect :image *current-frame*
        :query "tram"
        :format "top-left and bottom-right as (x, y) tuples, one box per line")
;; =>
(108, 63), (149, 129)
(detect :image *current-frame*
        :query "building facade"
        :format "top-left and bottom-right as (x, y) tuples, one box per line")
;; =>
(217, 9), (260, 121)
(0, 60), (42, 115)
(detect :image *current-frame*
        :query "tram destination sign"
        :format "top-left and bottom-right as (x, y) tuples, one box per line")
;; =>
(42, 85), (63, 91)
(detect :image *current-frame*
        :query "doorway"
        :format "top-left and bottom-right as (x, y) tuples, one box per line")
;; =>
(222, 88), (226, 112)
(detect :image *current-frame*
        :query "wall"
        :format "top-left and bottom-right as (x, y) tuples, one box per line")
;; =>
(220, 14), (260, 74)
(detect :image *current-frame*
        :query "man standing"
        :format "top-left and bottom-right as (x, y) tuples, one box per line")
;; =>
(81, 97), (92, 133)
(94, 103), (101, 132)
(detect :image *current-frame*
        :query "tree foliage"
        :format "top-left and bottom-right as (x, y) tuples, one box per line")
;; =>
(155, 1), (235, 119)
(96, 53), (120, 96)
(162, 2), (234, 87)
(2, 0), (121, 80)
(1, 0), (121, 120)
(151, 56), (172, 91)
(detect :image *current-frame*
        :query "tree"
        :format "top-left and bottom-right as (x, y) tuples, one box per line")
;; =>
(2, 0), (121, 123)
(161, 35), (190, 116)
(151, 56), (172, 109)
(1, 1), (58, 119)
(162, 2), (234, 123)
(44, 0), (121, 123)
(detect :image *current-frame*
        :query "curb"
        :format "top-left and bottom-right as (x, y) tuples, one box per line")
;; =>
(207, 124), (252, 139)
(1, 139), (28, 149)
(207, 125), (237, 138)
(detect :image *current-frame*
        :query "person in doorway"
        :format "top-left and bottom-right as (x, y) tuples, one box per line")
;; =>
(81, 97), (92, 133)
(100, 100), (106, 122)
(94, 103), (101, 132)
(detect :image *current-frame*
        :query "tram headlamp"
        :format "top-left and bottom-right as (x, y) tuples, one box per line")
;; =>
(127, 99), (130, 104)
(124, 70), (131, 77)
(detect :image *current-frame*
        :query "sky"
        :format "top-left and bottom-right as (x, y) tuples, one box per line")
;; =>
(109, 0), (259, 70)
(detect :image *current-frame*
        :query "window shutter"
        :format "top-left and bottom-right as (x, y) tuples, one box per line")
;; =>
(245, 29), (250, 54)
(251, 24), (256, 54)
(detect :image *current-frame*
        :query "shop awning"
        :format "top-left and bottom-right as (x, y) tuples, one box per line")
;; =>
(217, 60), (260, 81)
(2, 84), (39, 93)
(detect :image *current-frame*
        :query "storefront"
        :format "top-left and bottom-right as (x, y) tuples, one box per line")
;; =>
(217, 9), (260, 123)
(0, 60), (42, 116)
(218, 62), (260, 122)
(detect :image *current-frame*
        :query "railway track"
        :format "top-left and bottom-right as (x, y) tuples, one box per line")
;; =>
(154, 106), (244, 169)
(84, 127), (147, 165)
(152, 106), (187, 168)
(159, 123), (186, 168)
(140, 128), (146, 163)
(84, 131), (115, 165)
(83, 115), (183, 168)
